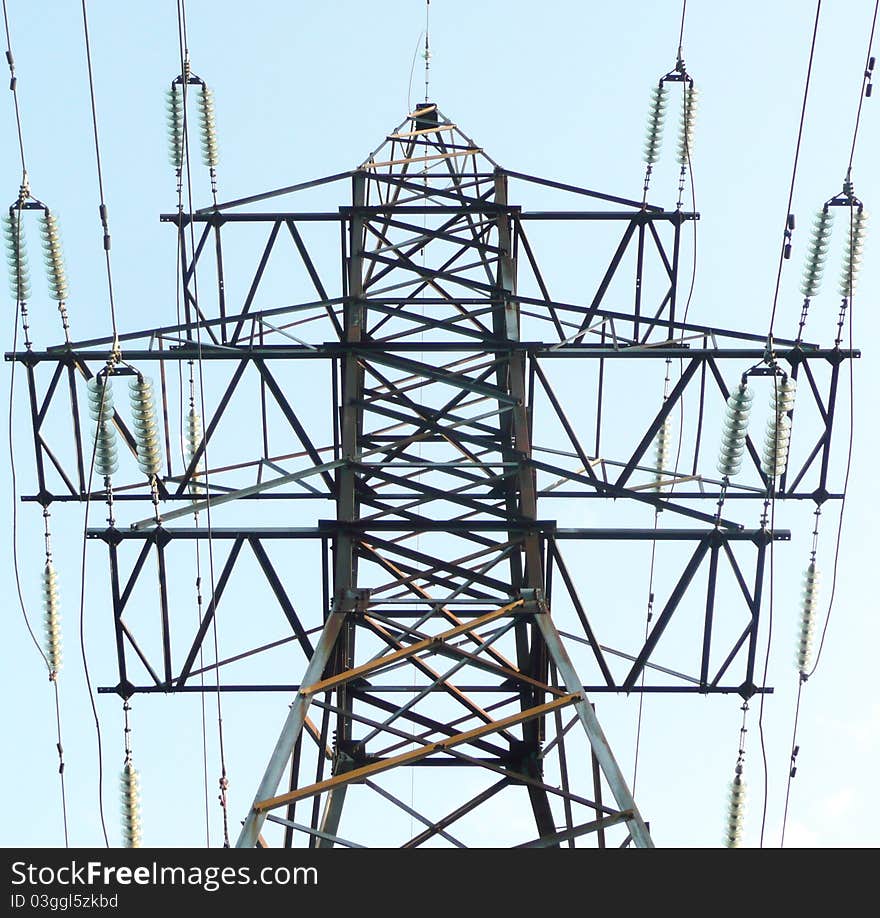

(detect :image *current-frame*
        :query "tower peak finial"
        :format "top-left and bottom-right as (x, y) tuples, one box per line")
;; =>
(423, 0), (431, 103)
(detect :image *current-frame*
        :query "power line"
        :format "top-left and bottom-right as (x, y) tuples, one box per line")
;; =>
(676, 0), (687, 59)
(78, 0), (142, 849)
(634, 0), (700, 802)
(766, 0), (823, 338)
(79, 0), (119, 348)
(780, 676), (804, 846)
(78, 386), (112, 848)
(171, 0), (213, 850)
(807, 0), (878, 677)
(778, 0), (876, 847)
(805, 219), (862, 682)
(175, 0), (230, 847)
(2, 0), (27, 181)
(847, 0), (879, 177)
(4, 0), (72, 847)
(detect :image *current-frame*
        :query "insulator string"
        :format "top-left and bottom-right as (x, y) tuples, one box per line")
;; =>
(120, 701), (142, 848)
(38, 209), (72, 342)
(641, 82), (668, 201)
(761, 375), (796, 482)
(717, 379), (753, 479)
(676, 81), (698, 209)
(724, 702), (749, 848)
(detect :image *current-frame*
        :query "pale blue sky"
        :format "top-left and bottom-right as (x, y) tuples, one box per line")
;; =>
(1, 0), (877, 848)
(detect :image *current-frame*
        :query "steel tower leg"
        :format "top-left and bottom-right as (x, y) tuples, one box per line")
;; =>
(236, 612), (348, 848)
(534, 606), (653, 848)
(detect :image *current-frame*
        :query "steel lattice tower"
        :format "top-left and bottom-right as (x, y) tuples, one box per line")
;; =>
(7, 102), (856, 849)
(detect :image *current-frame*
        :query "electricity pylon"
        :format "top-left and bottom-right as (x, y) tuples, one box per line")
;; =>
(8, 102), (855, 848)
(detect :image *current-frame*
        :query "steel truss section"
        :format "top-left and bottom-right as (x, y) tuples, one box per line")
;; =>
(6, 103), (857, 849)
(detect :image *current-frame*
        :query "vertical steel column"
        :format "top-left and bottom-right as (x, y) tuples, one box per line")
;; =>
(501, 170), (650, 847)
(316, 169), (369, 845)
(494, 170), (555, 838)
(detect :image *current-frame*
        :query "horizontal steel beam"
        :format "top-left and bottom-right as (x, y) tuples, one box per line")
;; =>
(96, 684), (774, 695)
(85, 526), (791, 541)
(6, 346), (860, 364)
(160, 208), (698, 225)
(28, 490), (843, 504)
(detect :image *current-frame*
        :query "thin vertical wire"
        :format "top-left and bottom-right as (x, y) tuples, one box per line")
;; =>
(175, 0), (229, 847)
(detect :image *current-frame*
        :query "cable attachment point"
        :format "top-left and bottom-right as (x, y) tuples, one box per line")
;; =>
(98, 203), (110, 251)
(5, 47), (15, 91)
(789, 744), (800, 779)
(762, 334), (775, 367)
(783, 212), (795, 259)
